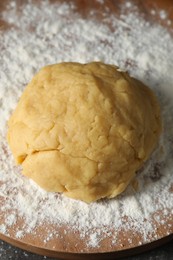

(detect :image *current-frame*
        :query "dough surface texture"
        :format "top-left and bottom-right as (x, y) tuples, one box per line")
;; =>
(7, 62), (162, 202)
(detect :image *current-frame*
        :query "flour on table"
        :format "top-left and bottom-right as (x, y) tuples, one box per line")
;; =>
(0, 0), (173, 250)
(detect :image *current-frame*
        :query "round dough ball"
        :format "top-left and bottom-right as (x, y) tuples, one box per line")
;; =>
(7, 62), (162, 203)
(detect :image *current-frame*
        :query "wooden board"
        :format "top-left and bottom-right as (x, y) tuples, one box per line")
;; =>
(0, 0), (173, 259)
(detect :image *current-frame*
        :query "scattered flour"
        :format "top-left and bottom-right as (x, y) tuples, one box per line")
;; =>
(87, 233), (100, 248)
(159, 10), (168, 20)
(0, 0), (173, 251)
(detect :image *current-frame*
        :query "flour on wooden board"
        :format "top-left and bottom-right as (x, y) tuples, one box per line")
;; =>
(0, 0), (173, 249)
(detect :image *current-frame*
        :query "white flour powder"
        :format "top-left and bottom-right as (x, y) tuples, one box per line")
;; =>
(0, 0), (173, 250)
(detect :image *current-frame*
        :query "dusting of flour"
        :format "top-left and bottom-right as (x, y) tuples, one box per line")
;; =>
(0, 0), (173, 251)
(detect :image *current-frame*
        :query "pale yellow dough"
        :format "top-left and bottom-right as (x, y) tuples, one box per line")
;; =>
(7, 62), (162, 203)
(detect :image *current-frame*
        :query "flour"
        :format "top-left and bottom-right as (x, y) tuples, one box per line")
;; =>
(0, 0), (173, 251)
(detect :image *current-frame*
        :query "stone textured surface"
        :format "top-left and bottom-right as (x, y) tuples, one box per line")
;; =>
(0, 239), (173, 260)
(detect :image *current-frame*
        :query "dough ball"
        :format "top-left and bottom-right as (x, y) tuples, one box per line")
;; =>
(7, 62), (162, 203)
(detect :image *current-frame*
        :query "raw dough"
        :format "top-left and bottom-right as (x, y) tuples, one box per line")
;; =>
(7, 62), (162, 202)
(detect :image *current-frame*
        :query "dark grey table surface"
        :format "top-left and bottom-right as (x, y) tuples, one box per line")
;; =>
(0, 239), (172, 260)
